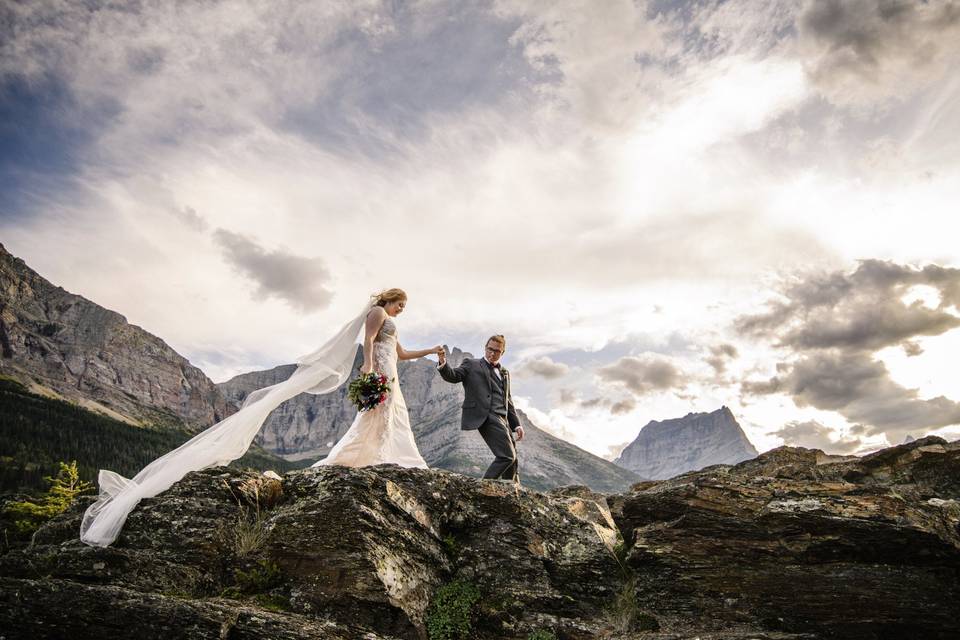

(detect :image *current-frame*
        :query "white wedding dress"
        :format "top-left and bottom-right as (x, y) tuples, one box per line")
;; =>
(80, 300), (426, 548)
(313, 316), (427, 468)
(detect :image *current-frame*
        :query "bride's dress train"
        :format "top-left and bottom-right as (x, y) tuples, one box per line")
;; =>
(313, 316), (427, 468)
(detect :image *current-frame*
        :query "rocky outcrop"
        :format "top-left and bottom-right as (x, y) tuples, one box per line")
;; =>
(610, 436), (960, 639)
(220, 348), (641, 492)
(2, 437), (957, 639)
(615, 406), (758, 479)
(1, 466), (624, 639)
(0, 243), (230, 428)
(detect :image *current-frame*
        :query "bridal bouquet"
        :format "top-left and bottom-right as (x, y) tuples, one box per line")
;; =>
(348, 372), (392, 412)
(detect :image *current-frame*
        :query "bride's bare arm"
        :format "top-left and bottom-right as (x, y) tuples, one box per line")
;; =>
(361, 307), (387, 374)
(397, 342), (443, 361)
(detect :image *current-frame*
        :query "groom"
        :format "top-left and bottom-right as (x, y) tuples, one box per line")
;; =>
(438, 335), (524, 482)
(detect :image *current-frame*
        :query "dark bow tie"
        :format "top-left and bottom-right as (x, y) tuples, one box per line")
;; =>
(487, 360), (501, 370)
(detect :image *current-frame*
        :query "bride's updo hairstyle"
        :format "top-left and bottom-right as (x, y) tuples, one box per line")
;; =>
(373, 288), (407, 307)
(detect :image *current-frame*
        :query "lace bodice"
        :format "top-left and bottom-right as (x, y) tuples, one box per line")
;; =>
(376, 317), (397, 344)
(372, 316), (398, 379)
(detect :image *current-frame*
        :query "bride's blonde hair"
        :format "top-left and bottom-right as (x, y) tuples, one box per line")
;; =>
(372, 288), (407, 307)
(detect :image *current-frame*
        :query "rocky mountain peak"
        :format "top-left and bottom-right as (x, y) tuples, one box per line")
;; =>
(614, 406), (758, 480)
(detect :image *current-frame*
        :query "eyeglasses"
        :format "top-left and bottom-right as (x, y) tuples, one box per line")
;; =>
(485, 346), (503, 355)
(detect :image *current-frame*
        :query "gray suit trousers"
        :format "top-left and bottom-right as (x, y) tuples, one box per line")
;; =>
(478, 415), (518, 481)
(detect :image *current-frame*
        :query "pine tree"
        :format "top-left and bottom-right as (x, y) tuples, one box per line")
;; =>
(3, 460), (93, 534)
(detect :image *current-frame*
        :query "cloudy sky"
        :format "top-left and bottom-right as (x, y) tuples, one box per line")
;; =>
(3, 0), (960, 459)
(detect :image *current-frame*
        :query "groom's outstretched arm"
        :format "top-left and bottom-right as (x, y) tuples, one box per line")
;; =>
(437, 353), (468, 383)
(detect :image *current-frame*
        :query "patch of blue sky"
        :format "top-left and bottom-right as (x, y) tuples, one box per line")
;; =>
(278, 1), (554, 158)
(0, 74), (115, 220)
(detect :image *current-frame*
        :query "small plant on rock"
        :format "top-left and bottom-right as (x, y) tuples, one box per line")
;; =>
(426, 579), (482, 640)
(230, 505), (270, 556)
(608, 575), (640, 632)
(221, 559), (283, 599)
(441, 534), (460, 559)
(604, 535), (660, 633)
(528, 630), (557, 640)
(220, 478), (274, 556)
(3, 461), (92, 536)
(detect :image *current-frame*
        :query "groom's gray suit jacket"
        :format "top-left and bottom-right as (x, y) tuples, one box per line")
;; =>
(438, 358), (522, 431)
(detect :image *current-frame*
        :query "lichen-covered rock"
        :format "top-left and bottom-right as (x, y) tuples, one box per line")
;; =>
(0, 465), (622, 639)
(609, 436), (960, 640)
(2, 438), (958, 639)
(0, 577), (399, 639)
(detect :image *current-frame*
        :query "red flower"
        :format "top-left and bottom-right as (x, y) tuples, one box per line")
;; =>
(380, 393), (386, 402)
(379, 375), (386, 383)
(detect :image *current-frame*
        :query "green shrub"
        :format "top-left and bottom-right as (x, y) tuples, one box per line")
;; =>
(605, 563), (660, 633)
(426, 579), (482, 640)
(221, 559), (283, 599)
(2, 460), (92, 535)
(252, 593), (291, 612)
(441, 534), (460, 559)
(528, 630), (557, 640)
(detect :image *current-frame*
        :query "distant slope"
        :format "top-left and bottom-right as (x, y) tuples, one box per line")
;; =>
(0, 377), (303, 495)
(0, 243), (230, 429)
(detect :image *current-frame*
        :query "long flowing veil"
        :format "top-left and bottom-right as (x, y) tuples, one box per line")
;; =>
(80, 300), (374, 547)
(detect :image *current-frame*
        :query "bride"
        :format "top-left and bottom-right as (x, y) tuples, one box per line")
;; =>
(80, 288), (439, 547)
(314, 288), (437, 468)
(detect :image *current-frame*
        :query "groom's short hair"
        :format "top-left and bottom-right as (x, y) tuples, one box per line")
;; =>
(486, 334), (506, 350)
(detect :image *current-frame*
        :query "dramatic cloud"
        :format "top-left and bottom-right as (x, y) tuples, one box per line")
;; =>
(798, 0), (960, 104)
(553, 387), (636, 416)
(580, 397), (609, 410)
(557, 388), (578, 407)
(3, 1), (960, 461)
(706, 343), (739, 375)
(597, 355), (683, 396)
(742, 349), (960, 436)
(738, 261), (960, 438)
(737, 260), (960, 352)
(902, 341), (924, 357)
(515, 356), (570, 380)
(772, 420), (863, 454)
(213, 229), (333, 312)
(610, 397), (637, 415)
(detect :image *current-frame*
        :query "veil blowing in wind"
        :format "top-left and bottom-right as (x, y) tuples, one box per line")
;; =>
(80, 299), (374, 547)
